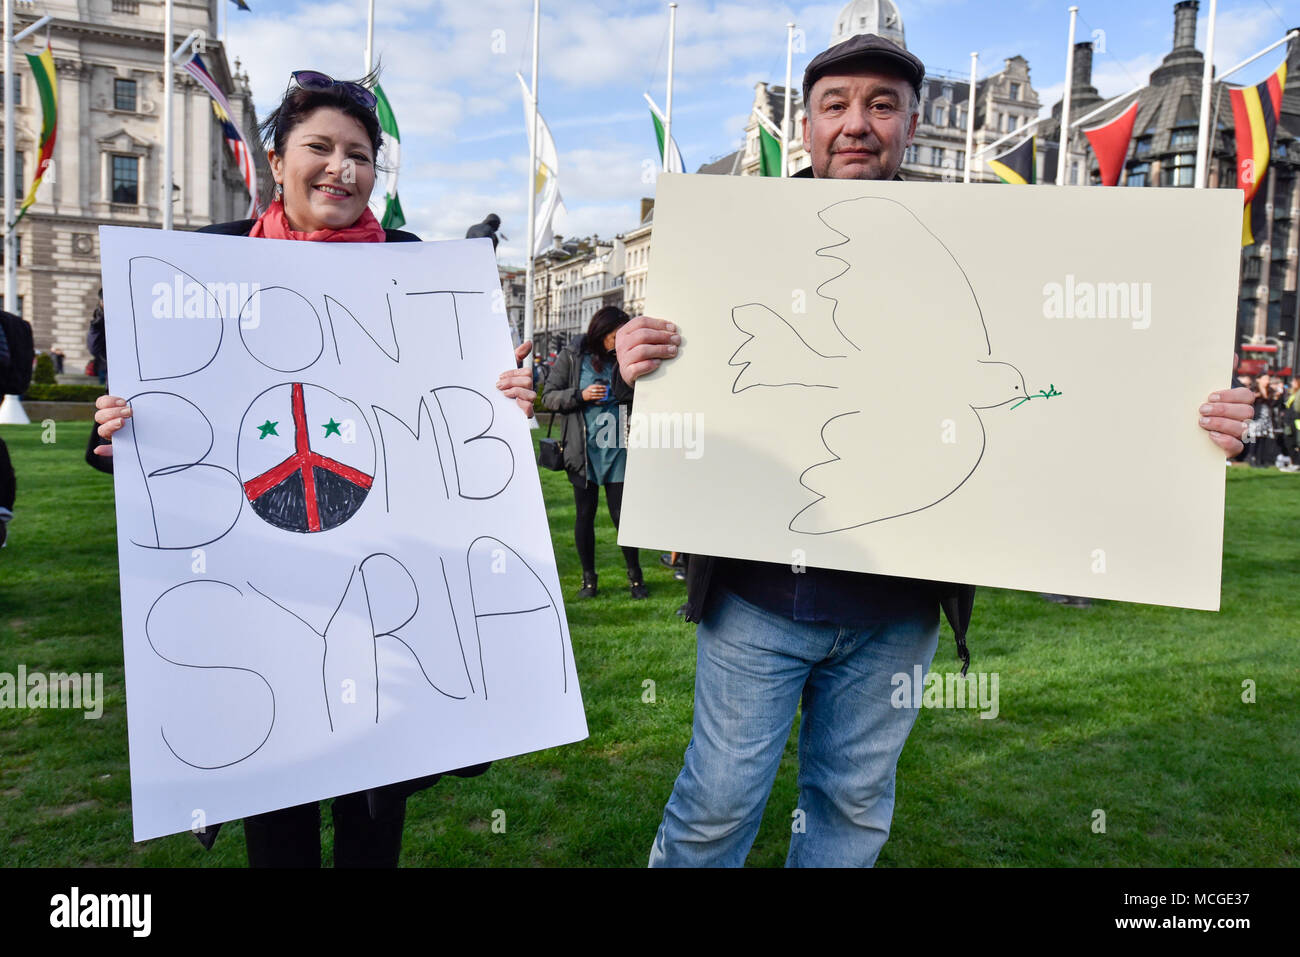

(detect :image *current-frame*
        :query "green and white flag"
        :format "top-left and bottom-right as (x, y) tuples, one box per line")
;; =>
(371, 83), (405, 229)
(753, 110), (783, 177)
(645, 93), (684, 173)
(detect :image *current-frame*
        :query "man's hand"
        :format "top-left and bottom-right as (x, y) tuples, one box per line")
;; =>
(496, 339), (536, 419)
(615, 316), (680, 386)
(1199, 354), (1254, 457)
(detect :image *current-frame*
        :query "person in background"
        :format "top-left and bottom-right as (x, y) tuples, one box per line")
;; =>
(542, 305), (647, 600)
(0, 308), (34, 548)
(1247, 373), (1277, 468)
(92, 68), (537, 868)
(87, 289), (107, 385)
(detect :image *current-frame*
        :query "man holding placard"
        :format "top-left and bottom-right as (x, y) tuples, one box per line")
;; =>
(617, 33), (1256, 868)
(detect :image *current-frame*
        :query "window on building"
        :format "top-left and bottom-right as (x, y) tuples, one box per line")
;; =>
(931, 146), (945, 167)
(1009, 82), (1021, 100)
(112, 154), (139, 204)
(1126, 162), (1150, 187)
(1161, 152), (1196, 187)
(942, 85), (953, 102)
(0, 72), (20, 106)
(932, 105), (945, 125)
(1169, 128), (1197, 150)
(956, 150), (966, 170)
(905, 144), (919, 164)
(0, 151), (24, 200)
(1135, 137), (1152, 158)
(114, 78), (138, 111)
(112, 0), (141, 12)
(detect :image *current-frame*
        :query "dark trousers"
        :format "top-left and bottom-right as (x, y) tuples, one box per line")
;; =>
(572, 479), (641, 576)
(243, 791), (407, 868)
(0, 436), (13, 512)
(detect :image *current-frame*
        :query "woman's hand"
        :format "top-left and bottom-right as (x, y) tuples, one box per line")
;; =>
(581, 383), (608, 402)
(497, 339), (536, 419)
(92, 394), (132, 457)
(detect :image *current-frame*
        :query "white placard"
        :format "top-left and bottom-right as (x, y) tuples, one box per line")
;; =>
(620, 175), (1241, 611)
(100, 227), (586, 841)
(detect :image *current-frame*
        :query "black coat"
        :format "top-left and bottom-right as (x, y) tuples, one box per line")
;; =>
(188, 218), (488, 851)
(541, 336), (634, 486)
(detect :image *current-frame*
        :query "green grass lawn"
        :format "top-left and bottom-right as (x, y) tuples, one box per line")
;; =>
(0, 420), (1296, 867)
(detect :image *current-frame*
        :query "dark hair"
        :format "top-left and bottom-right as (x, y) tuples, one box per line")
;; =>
(582, 306), (630, 373)
(257, 66), (384, 167)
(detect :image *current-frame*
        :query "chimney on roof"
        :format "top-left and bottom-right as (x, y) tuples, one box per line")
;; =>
(1173, 0), (1199, 52)
(1072, 41), (1094, 90)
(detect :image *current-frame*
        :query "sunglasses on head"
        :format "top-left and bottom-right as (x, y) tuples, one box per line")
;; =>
(289, 71), (377, 111)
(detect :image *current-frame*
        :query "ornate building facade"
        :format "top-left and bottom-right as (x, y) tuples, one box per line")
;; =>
(2, 0), (263, 365)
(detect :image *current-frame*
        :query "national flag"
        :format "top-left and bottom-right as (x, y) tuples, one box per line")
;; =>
(13, 41), (57, 227)
(183, 54), (259, 218)
(241, 383), (374, 534)
(370, 84), (404, 229)
(1083, 99), (1139, 187)
(518, 73), (567, 253)
(645, 94), (684, 174)
(752, 110), (783, 177)
(1231, 58), (1288, 246)
(228, 0), (251, 9)
(988, 135), (1036, 184)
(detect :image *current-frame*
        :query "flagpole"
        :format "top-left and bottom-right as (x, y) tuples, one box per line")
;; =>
(364, 0), (375, 74)
(964, 51), (978, 183)
(664, 3), (676, 173)
(1056, 5), (1077, 186)
(1068, 84), (1142, 130)
(162, 0), (174, 229)
(781, 22), (794, 177)
(1220, 28), (1299, 80)
(3, 0), (13, 311)
(523, 0), (540, 369)
(1194, 0), (1217, 188)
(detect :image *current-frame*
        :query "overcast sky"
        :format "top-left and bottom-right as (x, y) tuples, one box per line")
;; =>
(224, 0), (1300, 265)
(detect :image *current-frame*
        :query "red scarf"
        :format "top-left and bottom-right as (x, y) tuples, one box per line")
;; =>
(249, 199), (387, 243)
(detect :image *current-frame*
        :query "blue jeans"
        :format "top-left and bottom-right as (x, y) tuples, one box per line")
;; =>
(649, 588), (940, 867)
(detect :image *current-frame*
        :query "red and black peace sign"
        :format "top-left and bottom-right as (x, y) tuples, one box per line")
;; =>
(238, 383), (375, 533)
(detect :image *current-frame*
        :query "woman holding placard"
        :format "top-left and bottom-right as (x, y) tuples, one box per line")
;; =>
(93, 69), (534, 867)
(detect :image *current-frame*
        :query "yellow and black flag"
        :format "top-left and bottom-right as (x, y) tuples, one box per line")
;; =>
(988, 135), (1037, 184)
(1231, 59), (1287, 246)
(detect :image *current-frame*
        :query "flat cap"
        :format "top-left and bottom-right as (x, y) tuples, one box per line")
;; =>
(802, 33), (925, 102)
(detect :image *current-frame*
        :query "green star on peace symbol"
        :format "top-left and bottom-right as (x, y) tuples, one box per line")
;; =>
(257, 420), (278, 439)
(322, 418), (342, 438)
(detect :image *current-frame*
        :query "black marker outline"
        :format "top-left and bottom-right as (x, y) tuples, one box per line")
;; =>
(145, 580), (275, 770)
(465, 536), (567, 700)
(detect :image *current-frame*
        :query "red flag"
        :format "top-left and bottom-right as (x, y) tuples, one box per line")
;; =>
(1083, 100), (1139, 187)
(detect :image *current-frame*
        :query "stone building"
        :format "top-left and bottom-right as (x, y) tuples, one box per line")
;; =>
(497, 264), (525, 345)
(2, 0), (263, 365)
(1044, 0), (1300, 352)
(530, 231), (628, 357)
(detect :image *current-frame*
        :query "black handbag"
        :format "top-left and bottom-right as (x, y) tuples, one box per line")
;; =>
(537, 413), (565, 471)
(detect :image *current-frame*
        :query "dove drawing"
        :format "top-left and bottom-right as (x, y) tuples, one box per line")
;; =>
(727, 196), (1058, 534)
